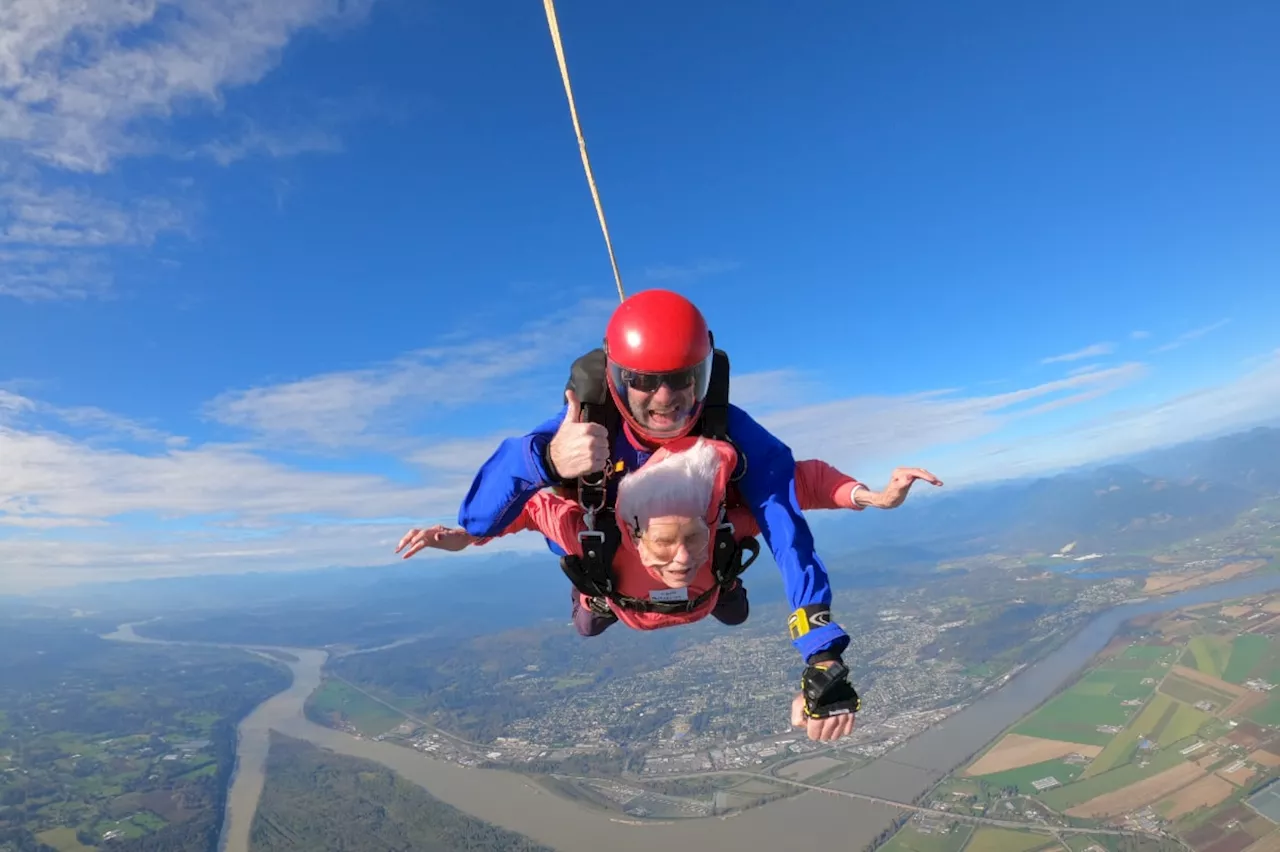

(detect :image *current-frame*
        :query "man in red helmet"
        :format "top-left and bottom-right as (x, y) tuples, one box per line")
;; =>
(456, 289), (934, 728)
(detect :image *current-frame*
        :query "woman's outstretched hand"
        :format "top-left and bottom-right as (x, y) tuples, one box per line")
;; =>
(396, 525), (476, 557)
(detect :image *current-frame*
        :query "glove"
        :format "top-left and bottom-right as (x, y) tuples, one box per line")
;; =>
(800, 660), (861, 719)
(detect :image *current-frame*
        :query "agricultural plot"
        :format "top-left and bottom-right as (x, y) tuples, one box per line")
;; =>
(1084, 694), (1175, 778)
(964, 827), (1057, 852)
(1160, 702), (1211, 746)
(966, 734), (1102, 776)
(1037, 745), (1189, 811)
(1154, 773), (1237, 821)
(1011, 671), (1147, 747)
(1121, 644), (1174, 662)
(1160, 670), (1242, 712)
(969, 758), (1087, 794)
(1186, 636), (1233, 679)
(1183, 803), (1273, 852)
(1223, 635), (1272, 684)
(306, 679), (406, 737)
(1066, 761), (1205, 818)
(880, 822), (973, 852)
(1249, 696), (1280, 728)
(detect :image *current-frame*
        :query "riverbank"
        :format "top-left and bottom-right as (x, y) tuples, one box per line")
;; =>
(103, 571), (1280, 852)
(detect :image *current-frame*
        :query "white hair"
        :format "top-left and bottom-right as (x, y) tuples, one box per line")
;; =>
(615, 439), (721, 532)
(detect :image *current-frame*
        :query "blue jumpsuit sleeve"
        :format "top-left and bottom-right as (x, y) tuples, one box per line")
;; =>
(456, 406), (568, 537)
(727, 405), (851, 663)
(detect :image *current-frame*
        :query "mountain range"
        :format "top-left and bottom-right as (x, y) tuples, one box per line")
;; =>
(816, 425), (1280, 562)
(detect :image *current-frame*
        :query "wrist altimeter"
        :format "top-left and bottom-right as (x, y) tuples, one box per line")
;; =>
(801, 660), (861, 719)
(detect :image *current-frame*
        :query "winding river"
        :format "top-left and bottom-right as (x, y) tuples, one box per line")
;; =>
(103, 571), (1280, 852)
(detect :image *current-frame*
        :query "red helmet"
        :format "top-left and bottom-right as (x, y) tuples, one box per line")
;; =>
(603, 289), (714, 443)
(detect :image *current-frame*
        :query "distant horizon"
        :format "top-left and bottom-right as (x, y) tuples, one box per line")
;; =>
(8, 420), (1276, 598)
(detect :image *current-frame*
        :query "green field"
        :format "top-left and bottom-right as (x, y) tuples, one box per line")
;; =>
(1038, 745), (1187, 811)
(1223, 635), (1274, 683)
(965, 827), (1057, 852)
(972, 758), (1086, 793)
(35, 827), (93, 852)
(1186, 636), (1231, 678)
(1012, 675), (1140, 747)
(1248, 694), (1280, 727)
(1158, 701), (1210, 746)
(1121, 644), (1171, 662)
(1158, 674), (1237, 709)
(307, 679), (406, 737)
(1076, 667), (1159, 701)
(881, 823), (974, 852)
(1084, 693), (1173, 777)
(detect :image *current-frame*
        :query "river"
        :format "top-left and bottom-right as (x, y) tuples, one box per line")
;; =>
(103, 572), (1280, 852)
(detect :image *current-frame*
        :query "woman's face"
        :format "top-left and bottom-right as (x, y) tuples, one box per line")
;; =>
(637, 515), (710, 588)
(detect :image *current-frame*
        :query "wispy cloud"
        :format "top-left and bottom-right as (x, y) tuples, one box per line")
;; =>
(760, 362), (1147, 478)
(204, 299), (616, 450)
(1130, 330), (1151, 340)
(642, 259), (741, 284)
(944, 349), (1280, 484)
(0, 0), (379, 301)
(1040, 342), (1117, 364)
(1152, 319), (1231, 353)
(0, 0), (375, 174)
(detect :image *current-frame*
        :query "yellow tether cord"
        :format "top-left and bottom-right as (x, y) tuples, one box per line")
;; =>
(542, 0), (627, 303)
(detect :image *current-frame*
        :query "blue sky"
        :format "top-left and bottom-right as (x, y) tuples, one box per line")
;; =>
(1, 0), (1278, 591)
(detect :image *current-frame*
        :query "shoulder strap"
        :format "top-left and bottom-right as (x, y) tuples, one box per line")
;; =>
(700, 348), (731, 441)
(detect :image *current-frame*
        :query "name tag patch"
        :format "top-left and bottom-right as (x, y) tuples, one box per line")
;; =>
(649, 587), (690, 603)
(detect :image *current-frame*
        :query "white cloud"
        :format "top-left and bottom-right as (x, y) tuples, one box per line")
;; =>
(1152, 319), (1231, 353)
(1040, 342), (1117, 364)
(1131, 330), (1151, 340)
(0, 0), (379, 301)
(758, 363), (1148, 478)
(5, 341), (1280, 593)
(408, 435), (516, 476)
(0, 0), (375, 174)
(205, 299), (616, 450)
(941, 350), (1280, 483)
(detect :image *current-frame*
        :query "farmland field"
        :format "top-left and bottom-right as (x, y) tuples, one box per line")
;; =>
(1223, 635), (1272, 683)
(1250, 696), (1280, 727)
(1038, 745), (1189, 811)
(880, 823), (974, 852)
(964, 827), (1057, 852)
(966, 734), (1102, 776)
(1010, 660), (1156, 747)
(1159, 674), (1238, 710)
(1084, 694), (1173, 777)
(968, 758), (1086, 793)
(1065, 761), (1204, 818)
(1158, 702), (1210, 746)
(305, 678), (406, 737)
(1185, 636), (1231, 678)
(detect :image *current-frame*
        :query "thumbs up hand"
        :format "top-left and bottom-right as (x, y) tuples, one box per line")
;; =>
(548, 389), (610, 479)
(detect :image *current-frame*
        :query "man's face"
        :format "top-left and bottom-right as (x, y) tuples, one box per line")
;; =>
(637, 515), (710, 588)
(625, 383), (697, 437)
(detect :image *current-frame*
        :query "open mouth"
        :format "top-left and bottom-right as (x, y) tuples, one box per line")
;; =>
(647, 406), (683, 429)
